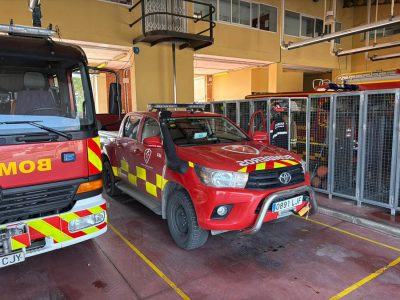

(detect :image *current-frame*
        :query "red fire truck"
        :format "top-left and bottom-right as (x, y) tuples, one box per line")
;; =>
(0, 25), (109, 267)
(100, 104), (317, 250)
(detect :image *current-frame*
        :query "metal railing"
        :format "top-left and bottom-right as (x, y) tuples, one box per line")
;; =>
(129, 0), (215, 45)
(207, 89), (400, 215)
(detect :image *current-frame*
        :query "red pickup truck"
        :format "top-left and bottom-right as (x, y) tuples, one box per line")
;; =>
(99, 104), (317, 249)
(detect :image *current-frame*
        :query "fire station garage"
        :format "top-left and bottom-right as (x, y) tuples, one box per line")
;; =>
(1, 0), (400, 299)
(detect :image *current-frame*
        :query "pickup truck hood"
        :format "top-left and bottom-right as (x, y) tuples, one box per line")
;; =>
(177, 141), (302, 173)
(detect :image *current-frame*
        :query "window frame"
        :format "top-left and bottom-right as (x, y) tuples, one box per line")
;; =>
(122, 114), (142, 140)
(97, 0), (133, 7)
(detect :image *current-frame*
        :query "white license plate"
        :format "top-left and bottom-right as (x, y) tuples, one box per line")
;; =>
(0, 252), (25, 268)
(272, 195), (303, 213)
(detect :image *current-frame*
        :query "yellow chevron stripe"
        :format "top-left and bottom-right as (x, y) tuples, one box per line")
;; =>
(82, 226), (100, 235)
(88, 148), (102, 172)
(112, 166), (118, 177)
(282, 160), (298, 166)
(146, 182), (158, 197)
(28, 219), (71, 243)
(92, 136), (101, 148)
(60, 212), (80, 223)
(11, 239), (27, 251)
(128, 173), (138, 186)
(88, 206), (105, 215)
(274, 162), (287, 168)
(256, 163), (266, 170)
(121, 160), (129, 173)
(238, 167), (247, 172)
(162, 179), (168, 190)
(136, 166), (147, 181)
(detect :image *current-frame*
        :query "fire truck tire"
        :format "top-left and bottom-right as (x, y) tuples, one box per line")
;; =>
(166, 190), (209, 250)
(103, 160), (120, 197)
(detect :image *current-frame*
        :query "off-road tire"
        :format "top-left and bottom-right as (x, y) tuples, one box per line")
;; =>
(166, 190), (209, 250)
(102, 160), (120, 197)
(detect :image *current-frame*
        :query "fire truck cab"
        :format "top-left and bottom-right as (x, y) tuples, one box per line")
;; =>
(0, 24), (108, 268)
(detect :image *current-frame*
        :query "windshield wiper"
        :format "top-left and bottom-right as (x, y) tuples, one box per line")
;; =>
(0, 120), (72, 140)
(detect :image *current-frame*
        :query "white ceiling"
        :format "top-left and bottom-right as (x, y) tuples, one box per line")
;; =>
(194, 54), (273, 75)
(61, 39), (132, 70)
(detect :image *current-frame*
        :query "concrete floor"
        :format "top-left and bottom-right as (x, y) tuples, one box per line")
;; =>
(1, 194), (400, 300)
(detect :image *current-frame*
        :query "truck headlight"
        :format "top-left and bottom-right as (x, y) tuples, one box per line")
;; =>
(68, 211), (106, 232)
(195, 165), (249, 188)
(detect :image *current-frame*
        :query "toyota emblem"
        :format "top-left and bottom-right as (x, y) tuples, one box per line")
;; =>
(279, 172), (292, 184)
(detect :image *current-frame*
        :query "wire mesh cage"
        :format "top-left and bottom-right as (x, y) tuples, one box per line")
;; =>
(332, 94), (361, 198)
(239, 101), (250, 132)
(361, 92), (397, 205)
(289, 98), (307, 160)
(269, 98), (289, 150)
(309, 96), (331, 192)
(203, 103), (211, 112)
(226, 102), (237, 124)
(211, 102), (224, 114)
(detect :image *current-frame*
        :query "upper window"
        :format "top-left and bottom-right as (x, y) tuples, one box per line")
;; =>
(219, 0), (232, 22)
(301, 16), (315, 37)
(285, 11), (300, 36)
(194, 0), (217, 21)
(259, 4), (277, 32)
(123, 116), (141, 139)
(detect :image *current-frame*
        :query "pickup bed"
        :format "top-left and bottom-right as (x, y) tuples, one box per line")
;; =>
(99, 105), (317, 249)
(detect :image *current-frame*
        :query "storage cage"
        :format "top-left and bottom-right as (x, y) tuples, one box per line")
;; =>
(204, 88), (400, 214)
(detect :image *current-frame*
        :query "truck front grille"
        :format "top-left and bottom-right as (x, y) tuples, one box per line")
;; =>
(0, 179), (83, 224)
(246, 165), (305, 190)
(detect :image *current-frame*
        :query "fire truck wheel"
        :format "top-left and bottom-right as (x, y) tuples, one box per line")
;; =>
(166, 190), (209, 250)
(102, 160), (120, 197)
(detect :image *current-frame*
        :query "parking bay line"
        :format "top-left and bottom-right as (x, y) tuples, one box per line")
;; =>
(295, 215), (400, 253)
(295, 215), (400, 298)
(109, 223), (190, 300)
(329, 256), (400, 300)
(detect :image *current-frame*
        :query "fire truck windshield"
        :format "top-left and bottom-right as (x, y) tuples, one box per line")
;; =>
(0, 59), (95, 138)
(167, 116), (251, 146)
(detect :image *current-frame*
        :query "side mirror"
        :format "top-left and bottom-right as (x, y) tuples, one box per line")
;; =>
(143, 136), (163, 148)
(252, 131), (269, 143)
(109, 83), (121, 115)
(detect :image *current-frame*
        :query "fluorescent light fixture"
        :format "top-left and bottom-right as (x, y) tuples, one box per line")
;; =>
(0, 24), (55, 37)
(286, 16), (400, 50)
(369, 53), (400, 61)
(336, 41), (400, 56)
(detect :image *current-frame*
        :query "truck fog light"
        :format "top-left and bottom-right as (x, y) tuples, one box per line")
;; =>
(68, 212), (106, 232)
(217, 206), (229, 216)
(211, 204), (233, 220)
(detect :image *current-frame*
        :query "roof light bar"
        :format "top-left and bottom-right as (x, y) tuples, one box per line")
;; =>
(0, 24), (55, 38)
(336, 41), (400, 56)
(148, 103), (206, 111)
(369, 53), (400, 61)
(286, 16), (400, 50)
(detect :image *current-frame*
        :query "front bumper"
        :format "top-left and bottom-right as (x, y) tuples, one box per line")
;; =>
(192, 183), (316, 231)
(0, 194), (107, 263)
(241, 185), (317, 235)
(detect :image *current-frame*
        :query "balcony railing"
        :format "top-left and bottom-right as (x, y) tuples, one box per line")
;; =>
(129, 0), (215, 50)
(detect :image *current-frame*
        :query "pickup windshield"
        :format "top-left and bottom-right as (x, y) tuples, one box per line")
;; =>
(167, 116), (250, 146)
(0, 56), (94, 137)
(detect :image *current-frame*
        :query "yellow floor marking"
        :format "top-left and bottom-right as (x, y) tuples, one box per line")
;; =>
(329, 256), (400, 300)
(295, 215), (400, 253)
(109, 224), (190, 300)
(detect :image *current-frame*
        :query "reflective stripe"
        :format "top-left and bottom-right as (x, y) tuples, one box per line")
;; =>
(188, 161), (194, 168)
(274, 162), (287, 168)
(28, 219), (69, 243)
(11, 234), (30, 251)
(88, 148), (102, 172)
(136, 166), (147, 181)
(146, 182), (158, 197)
(88, 206), (104, 215)
(11, 239), (26, 251)
(121, 160), (129, 173)
(128, 173), (138, 186)
(112, 166), (118, 176)
(282, 159), (298, 166)
(256, 163), (266, 170)
(238, 167), (247, 172)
